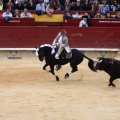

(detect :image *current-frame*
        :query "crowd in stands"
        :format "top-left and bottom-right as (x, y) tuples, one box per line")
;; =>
(0, 0), (120, 23)
(2, 7), (32, 22)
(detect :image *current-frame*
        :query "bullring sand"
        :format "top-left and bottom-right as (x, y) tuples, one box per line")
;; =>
(0, 53), (120, 120)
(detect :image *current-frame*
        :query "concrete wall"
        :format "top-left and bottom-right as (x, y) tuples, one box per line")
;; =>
(0, 50), (119, 60)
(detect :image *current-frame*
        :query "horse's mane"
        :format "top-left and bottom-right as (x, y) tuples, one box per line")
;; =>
(36, 44), (52, 56)
(40, 44), (52, 48)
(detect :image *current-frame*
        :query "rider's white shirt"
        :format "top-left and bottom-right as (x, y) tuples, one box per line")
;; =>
(53, 32), (64, 47)
(79, 20), (88, 27)
(52, 32), (71, 53)
(57, 33), (63, 44)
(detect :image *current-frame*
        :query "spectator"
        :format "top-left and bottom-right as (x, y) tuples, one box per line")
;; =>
(100, 1), (110, 16)
(72, 11), (82, 18)
(55, 0), (62, 10)
(110, 1), (120, 11)
(70, 2), (76, 10)
(33, 0), (39, 4)
(44, 0), (49, 4)
(59, 0), (65, 7)
(20, 8), (32, 18)
(85, 12), (92, 26)
(106, 0), (112, 5)
(114, 12), (120, 18)
(15, 0), (24, 4)
(27, 0), (36, 10)
(70, 0), (76, 3)
(3, 0), (15, 10)
(79, 15), (88, 27)
(24, 0), (29, 7)
(82, 0), (92, 11)
(0, 0), (3, 10)
(64, 0), (71, 11)
(105, 12), (113, 18)
(13, 9), (20, 17)
(6, 0), (14, 13)
(95, 12), (101, 18)
(91, 0), (100, 17)
(14, 0), (24, 10)
(2, 8), (13, 22)
(74, 0), (83, 11)
(46, 1), (54, 16)
(3, 0), (7, 10)
(35, 0), (46, 15)
(63, 10), (73, 18)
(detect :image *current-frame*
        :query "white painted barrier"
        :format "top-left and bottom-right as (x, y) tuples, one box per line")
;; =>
(0, 48), (119, 51)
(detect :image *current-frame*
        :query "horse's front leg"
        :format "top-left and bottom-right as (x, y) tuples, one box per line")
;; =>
(50, 65), (59, 81)
(55, 65), (62, 71)
(65, 66), (78, 78)
(43, 63), (51, 73)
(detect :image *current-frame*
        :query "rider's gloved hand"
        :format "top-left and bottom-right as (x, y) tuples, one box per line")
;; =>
(52, 43), (56, 46)
(56, 43), (60, 46)
(60, 44), (65, 47)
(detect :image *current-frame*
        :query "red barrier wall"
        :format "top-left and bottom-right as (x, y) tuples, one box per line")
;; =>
(0, 26), (120, 48)
(0, 18), (35, 26)
(63, 18), (120, 27)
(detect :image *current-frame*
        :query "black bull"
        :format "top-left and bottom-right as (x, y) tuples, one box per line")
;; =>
(95, 57), (120, 87)
(36, 44), (96, 81)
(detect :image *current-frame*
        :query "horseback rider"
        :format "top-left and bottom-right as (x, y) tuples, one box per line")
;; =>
(52, 29), (71, 59)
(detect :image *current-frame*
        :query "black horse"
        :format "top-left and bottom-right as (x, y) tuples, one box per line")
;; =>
(36, 44), (96, 81)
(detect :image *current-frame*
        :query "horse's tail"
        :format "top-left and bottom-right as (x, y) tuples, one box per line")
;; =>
(83, 55), (96, 72)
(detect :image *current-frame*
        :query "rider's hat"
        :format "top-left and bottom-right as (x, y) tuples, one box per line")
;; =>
(82, 15), (88, 18)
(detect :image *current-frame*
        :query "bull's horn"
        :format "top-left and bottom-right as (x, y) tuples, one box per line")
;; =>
(97, 59), (102, 63)
(97, 57), (101, 59)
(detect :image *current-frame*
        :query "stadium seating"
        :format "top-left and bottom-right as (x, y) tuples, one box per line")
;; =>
(0, 10), (119, 27)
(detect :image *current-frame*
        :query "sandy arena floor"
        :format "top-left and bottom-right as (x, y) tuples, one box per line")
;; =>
(0, 53), (120, 120)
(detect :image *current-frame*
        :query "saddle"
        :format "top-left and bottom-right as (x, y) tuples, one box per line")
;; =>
(51, 45), (72, 59)
(57, 48), (72, 59)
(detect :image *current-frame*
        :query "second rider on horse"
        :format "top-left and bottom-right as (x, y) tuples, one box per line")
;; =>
(52, 29), (71, 59)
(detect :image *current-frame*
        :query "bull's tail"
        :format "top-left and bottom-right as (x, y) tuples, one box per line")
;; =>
(83, 55), (96, 72)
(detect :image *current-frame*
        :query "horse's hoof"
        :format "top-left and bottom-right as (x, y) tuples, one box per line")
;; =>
(56, 76), (59, 81)
(108, 83), (116, 87)
(65, 73), (69, 79)
(43, 67), (45, 70)
(55, 65), (61, 71)
(112, 84), (116, 88)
